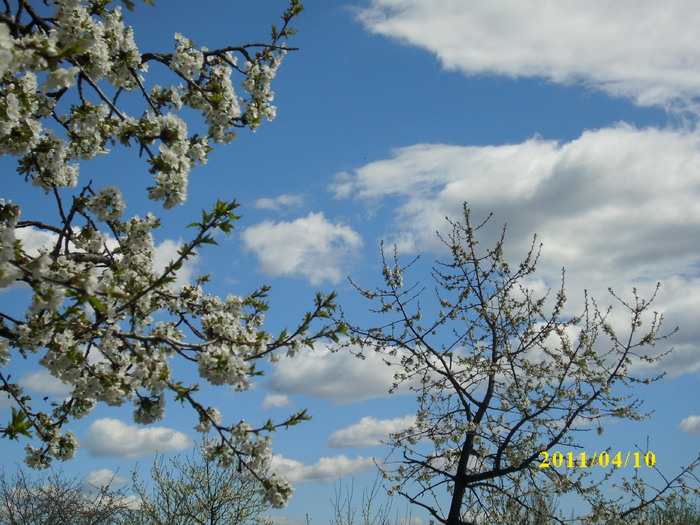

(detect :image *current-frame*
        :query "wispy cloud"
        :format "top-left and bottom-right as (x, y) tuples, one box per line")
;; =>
(15, 227), (59, 256)
(0, 395), (14, 411)
(242, 212), (363, 285)
(83, 418), (192, 459)
(328, 415), (416, 448)
(261, 394), (292, 409)
(253, 193), (305, 211)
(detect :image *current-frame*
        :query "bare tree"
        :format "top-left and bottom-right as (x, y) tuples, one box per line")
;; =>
(0, 466), (132, 525)
(343, 204), (699, 525)
(330, 475), (417, 525)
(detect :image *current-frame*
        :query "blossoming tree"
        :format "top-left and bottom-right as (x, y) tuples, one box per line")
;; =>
(344, 205), (699, 524)
(0, 0), (343, 508)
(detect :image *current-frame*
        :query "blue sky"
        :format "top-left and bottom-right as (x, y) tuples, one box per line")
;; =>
(2, 1), (700, 523)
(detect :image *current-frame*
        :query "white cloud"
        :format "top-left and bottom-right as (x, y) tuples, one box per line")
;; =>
(84, 468), (128, 489)
(19, 369), (72, 396)
(254, 194), (305, 211)
(357, 0), (700, 111)
(336, 125), (700, 377)
(328, 415), (416, 448)
(261, 394), (292, 409)
(242, 212), (363, 285)
(83, 418), (192, 459)
(679, 415), (700, 435)
(267, 344), (410, 404)
(270, 454), (376, 483)
(15, 227), (58, 256)
(339, 127), (700, 278)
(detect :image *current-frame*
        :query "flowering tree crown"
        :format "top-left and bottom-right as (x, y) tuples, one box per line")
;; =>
(0, 0), (340, 508)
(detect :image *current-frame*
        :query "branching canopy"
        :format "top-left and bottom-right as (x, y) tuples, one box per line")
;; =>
(345, 204), (699, 524)
(0, 0), (343, 508)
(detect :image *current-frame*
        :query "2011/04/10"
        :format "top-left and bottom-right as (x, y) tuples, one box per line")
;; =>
(538, 451), (656, 468)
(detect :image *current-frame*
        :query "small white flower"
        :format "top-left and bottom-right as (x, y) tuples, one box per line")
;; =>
(88, 186), (125, 222)
(43, 66), (80, 91)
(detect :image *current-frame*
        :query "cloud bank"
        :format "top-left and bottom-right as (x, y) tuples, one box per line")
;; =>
(357, 0), (700, 111)
(335, 126), (700, 377)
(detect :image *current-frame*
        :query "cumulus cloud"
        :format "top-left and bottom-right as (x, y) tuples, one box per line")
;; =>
(267, 344), (411, 404)
(336, 126), (700, 376)
(242, 212), (363, 285)
(328, 415), (416, 448)
(83, 418), (192, 459)
(357, 0), (700, 111)
(261, 394), (292, 409)
(679, 415), (700, 435)
(254, 194), (305, 211)
(19, 369), (72, 396)
(270, 454), (376, 483)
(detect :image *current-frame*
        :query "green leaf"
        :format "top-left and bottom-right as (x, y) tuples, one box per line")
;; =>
(1, 408), (33, 440)
(173, 383), (199, 404)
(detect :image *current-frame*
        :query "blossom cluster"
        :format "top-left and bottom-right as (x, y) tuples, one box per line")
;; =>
(0, 0), (320, 509)
(1, 0), (287, 206)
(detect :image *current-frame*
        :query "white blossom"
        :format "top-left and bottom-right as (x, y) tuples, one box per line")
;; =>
(43, 66), (80, 91)
(197, 343), (250, 389)
(171, 33), (204, 80)
(0, 0), (322, 509)
(88, 186), (126, 222)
